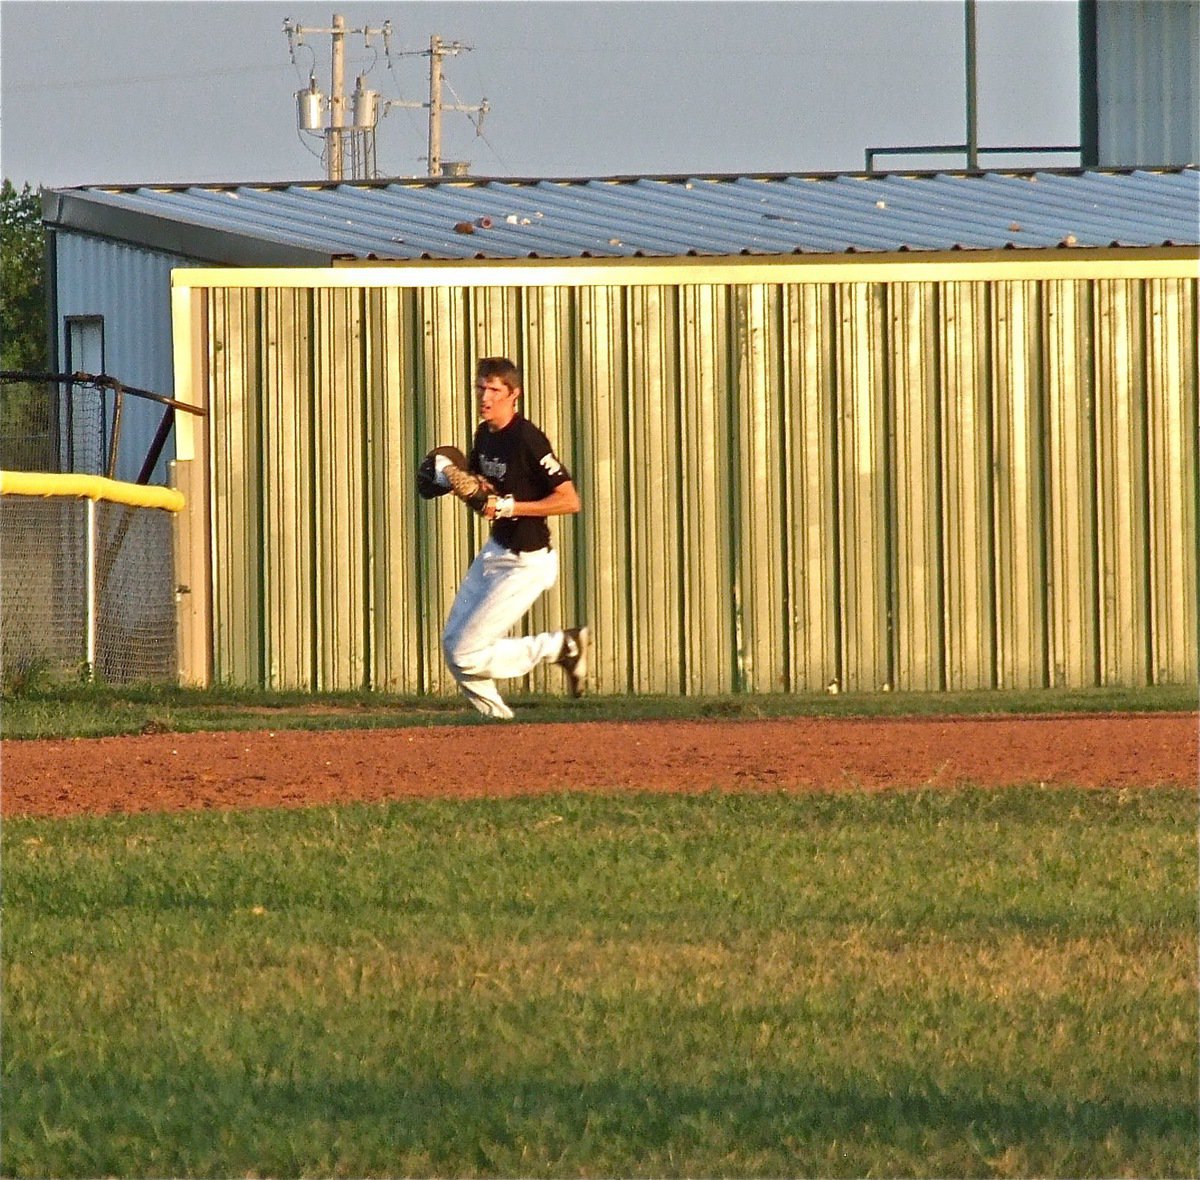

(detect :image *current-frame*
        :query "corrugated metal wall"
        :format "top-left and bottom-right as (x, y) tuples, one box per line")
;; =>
(1095, 0), (1199, 167)
(52, 233), (201, 482)
(197, 267), (1198, 695)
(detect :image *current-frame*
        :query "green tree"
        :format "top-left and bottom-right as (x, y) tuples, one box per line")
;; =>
(1, 179), (47, 371)
(1, 179), (52, 467)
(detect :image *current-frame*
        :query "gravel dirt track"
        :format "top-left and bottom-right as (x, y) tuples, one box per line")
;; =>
(3, 712), (1196, 819)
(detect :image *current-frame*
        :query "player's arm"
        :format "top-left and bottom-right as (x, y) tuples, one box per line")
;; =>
(485, 480), (580, 521)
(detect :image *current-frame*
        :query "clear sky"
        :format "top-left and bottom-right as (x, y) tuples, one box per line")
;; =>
(1, 0), (1081, 188)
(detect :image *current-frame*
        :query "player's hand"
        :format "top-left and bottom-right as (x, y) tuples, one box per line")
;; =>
(485, 494), (516, 521)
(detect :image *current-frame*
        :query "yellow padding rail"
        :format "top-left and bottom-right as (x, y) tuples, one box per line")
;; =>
(0, 471), (185, 512)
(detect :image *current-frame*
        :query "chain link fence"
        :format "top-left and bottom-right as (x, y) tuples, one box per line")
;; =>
(1, 494), (178, 688)
(2, 376), (183, 689)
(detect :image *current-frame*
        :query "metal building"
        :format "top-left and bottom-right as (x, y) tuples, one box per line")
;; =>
(1081, 0), (1200, 167)
(43, 169), (1200, 697)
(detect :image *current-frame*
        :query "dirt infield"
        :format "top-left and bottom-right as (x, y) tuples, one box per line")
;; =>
(2, 712), (1196, 819)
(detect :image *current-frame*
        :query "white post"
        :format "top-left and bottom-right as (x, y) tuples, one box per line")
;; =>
(85, 497), (97, 679)
(328, 13), (346, 181)
(428, 34), (443, 177)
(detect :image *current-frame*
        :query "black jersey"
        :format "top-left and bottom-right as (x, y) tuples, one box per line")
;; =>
(470, 414), (571, 552)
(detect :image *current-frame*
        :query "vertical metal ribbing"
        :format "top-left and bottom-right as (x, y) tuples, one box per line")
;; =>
(358, 286), (373, 689)
(775, 287), (792, 692)
(932, 282), (947, 692)
(306, 287), (320, 692)
(989, 279), (1049, 690)
(1091, 278), (1113, 686)
(522, 286), (578, 693)
(731, 283), (787, 694)
(940, 280), (996, 691)
(836, 283), (889, 693)
(207, 289), (225, 683)
(828, 288), (844, 696)
(982, 280), (998, 691)
(1192, 277), (1200, 686)
(208, 287), (263, 687)
(360, 288), (375, 691)
(252, 290), (267, 689)
(408, 287), (427, 693)
(1143, 278), (1197, 685)
(1094, 278), (1150, 687)
(726, 284), (745, 694)
(1044, 279), (1099, 687)
(313, 287), (369, 691)
(1138, 280), (1155, 687)
(888, 281), (942, 693)
(626, 285), (681, 694)
(672, 286), (688, 694)
(407, 288), (431, 694)
(574, 284), (628, 696)
(1086, 281), (1103, 687)
(567, 286), (590, 685)
(778, 286), (795, 693)
(538, 284), (581, 672)
(421, 285), (474, 697)
(621, 285), (637, 694)
(260, 290), (280, 688)
(254, 288), (295, 687)
(940, 280), (961, 690)
(677, 284), (734, 696)
(1037, 279), (1054, 689)
(783, 282), (839, 695)
(195, 266), (1196, 700)
(364, 286), (417, 694)
(880, 284), (896, 694)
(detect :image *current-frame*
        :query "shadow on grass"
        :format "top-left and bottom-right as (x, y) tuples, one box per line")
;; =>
(6, 1060), (1195, 1176)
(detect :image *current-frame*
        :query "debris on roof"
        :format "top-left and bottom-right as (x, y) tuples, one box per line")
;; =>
(44, 167), (1200, 265)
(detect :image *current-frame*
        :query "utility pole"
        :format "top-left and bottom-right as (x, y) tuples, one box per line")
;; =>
(329, 13), (347, 180)
(385, 36), (489, 177)
(285, 16), (488, 180)
(284, 14), (392, 181)
(428, 35), (445, 177)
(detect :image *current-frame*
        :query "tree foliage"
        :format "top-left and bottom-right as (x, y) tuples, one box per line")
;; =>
(1, 180), (52, 468)
(1, 179), (47, 371)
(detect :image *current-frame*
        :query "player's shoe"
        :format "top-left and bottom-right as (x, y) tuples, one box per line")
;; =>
(556, 626), (589, 698)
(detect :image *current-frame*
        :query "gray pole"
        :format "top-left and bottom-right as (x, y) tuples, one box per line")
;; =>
(329, 13), (346, 181)
(1078, 0), (1099, 166)
(964, 0), (979, 170)
(428, 34), (443, 177)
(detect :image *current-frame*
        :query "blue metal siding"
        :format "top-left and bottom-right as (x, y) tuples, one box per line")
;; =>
(1097, 0), (1200, 167)
(52, 234), (201, 482)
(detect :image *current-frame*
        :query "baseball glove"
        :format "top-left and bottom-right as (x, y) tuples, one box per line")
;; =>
(417, 445), (496, 512)
(416, 449), (451, 500)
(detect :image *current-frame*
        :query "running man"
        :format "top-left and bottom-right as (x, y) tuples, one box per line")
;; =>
(439, 356), (588, 720)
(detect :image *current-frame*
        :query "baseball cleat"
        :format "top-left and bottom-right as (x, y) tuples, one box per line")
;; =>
(556, 626), (589, 697)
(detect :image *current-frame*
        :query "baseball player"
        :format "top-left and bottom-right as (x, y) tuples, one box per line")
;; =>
(417, 357), (588, 720)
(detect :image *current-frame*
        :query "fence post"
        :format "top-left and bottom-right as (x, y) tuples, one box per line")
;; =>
(85, 498), (96, 679)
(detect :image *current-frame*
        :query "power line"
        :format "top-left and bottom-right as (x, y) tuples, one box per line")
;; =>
(7, 61), (299, 93)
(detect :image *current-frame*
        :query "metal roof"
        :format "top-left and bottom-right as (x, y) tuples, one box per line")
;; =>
(44, 167), (1200, 266)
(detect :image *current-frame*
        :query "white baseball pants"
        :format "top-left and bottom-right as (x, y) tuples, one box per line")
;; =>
(442, 537), (565, 720)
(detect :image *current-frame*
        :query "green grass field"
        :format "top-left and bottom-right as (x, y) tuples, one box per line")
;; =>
(2, 680), (1195, 739)
(3, 785), (1196, 1178)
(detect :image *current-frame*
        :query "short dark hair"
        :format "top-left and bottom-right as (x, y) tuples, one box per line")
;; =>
(475, 356), (522, 390)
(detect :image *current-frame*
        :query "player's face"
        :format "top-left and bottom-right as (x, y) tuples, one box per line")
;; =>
(476, 376), (519, 430)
